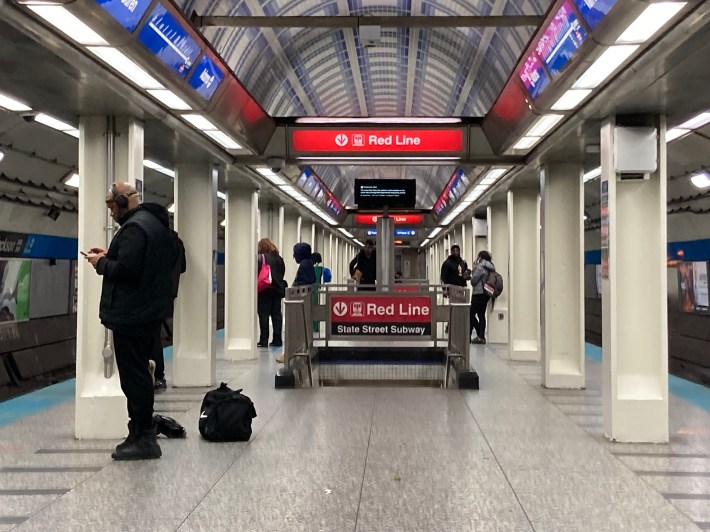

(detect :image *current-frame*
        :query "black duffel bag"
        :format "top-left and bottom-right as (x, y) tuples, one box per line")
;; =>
(199, 383), (257, 442)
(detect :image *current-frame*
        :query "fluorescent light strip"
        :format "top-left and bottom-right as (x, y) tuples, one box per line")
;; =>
(143, 160), (175, 178)
(616, 3), (686, 44)
(64, 129), (80, 139)
(572, 45), (639, 89)
(181, 114), (217, 131)
(87, 47), (164, 89)
(295, 117), (461, 124)
(338, 228), (354, 238)
(204, 130), (242, 150)
(217, 191), (226, 200)
(147, 89), (192, 111)
(527, 115), (565, 137)
(35, 113), (74, 131)
(63, 173), (80, 188)
(256, 168), (288, 186)
(167, 203), (175, 213)
(429, 228), (442, 238)
(513, 136), (540, 150)
(551, 89), (592, 111)
(354, 239), (364, 246)
(666, 128), (691, 142)
(220, 219), (226, 227)
(0, 93), (31, 112)
(690, 172), (710, 189)
(583, 167), (602, 182)
(678, 112), (710, 130)
(28, 6), (107, 46)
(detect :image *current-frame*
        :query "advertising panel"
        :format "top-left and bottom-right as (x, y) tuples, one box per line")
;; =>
(95, 0), (152, 32)
(0, 259), (31, 322)
(291, 129), (464, 154)
(535, 1), (588, 78)
(678, 261), (709, 313)
(330, 295), (432, 336)
(433, 168), (470, 217)
(138, 4), (200, 78)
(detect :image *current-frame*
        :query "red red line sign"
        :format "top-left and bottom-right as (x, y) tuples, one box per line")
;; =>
(292, 129), (464, 154)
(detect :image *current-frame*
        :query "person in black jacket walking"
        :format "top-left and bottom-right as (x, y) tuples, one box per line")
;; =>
(85, 182), (174, 461)
(256, 238), (286, 349)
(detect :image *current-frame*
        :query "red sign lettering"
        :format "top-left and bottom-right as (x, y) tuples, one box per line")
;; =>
(330, 295), (432, 336)
(354, 214), (424, 225)
(292, 129), (464, 154)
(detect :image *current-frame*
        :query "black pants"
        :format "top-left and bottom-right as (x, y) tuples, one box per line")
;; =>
(113, 330), (158, 431)
(149, 320), (172, 380)
(470, 294), (490, 339)
(257, 290), (283, 344)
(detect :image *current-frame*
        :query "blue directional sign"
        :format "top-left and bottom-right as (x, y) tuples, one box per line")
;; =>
(95, 0), (152, 32)
(138, 4), (200, 78)
(188, 55), (224, 100)
(366, 229), (377, 236)
(395, 229), (416, 237)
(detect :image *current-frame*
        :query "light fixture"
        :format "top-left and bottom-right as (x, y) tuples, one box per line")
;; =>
(338, 228), (354, 238)
(690, 171), (710, 189)
(616, 3), (686, 44)
(677, 112), (710, 131)
(167, 203), (175, 213)
(513, 137), (540, 150)
(220, 219), (226, 227)
(181, 114), (217, 130)
(583, 167), (602, 182)
(35, 113), (74, 132)
(204, 130), (242, 150)
(295, 117), (462, 124)
(0, 148), (4, 164)
(429, 227), (442, 238)
(665, 128), (691, 142)
(64, 129), (80, 139)
(572, 45), (639, 89)
(143, 160), (175, 178)
(28, 6), (107, 46)
(0, 92), (31, 112)
(217, 191), (226, 200)
(61, 170), (80, 188)
(551, 89), (592, 111)
(526, 115), (565, 137)
(87, 47), (164, 89)
(257, 168), (287, 186)
(584, 210), (590, 221)
(45, 205), (61, 221)
(147, 89), (192, 111)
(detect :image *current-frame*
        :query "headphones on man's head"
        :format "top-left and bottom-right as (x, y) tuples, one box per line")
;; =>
(111, 184), (136, 209)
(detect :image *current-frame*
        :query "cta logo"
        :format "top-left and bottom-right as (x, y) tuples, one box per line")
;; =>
(333, 301), (348, 317)
(334, 133), (348, 147)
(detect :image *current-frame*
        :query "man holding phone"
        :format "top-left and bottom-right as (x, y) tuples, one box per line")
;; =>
(84, 181), (175, 461)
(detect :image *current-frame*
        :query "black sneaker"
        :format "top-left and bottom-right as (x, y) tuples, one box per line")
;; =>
(269, 341), (283, 347)
(257, 342), (268, 348)
(111, 429), (161, 461)
(153, 379), (167, 392)
(472, 337), (486, 344)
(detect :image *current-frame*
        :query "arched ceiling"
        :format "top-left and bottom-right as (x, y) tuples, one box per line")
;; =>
(178, 0), (551, 118)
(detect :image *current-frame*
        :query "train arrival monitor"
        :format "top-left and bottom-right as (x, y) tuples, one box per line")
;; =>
(355, 179), (416, 209)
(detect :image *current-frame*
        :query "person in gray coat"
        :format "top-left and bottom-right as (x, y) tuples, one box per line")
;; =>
(470, 251), (495, 344)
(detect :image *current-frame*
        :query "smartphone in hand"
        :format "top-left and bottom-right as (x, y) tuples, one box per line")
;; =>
(80, 251), (88, 257)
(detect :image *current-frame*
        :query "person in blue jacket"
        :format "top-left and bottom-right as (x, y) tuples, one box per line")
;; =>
(292, 242), (316, 286)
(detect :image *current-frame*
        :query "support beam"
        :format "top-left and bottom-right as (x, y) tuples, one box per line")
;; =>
(193, 15), (544, 28)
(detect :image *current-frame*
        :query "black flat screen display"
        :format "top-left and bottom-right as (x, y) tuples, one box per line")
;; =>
(354, 179), (416, 209)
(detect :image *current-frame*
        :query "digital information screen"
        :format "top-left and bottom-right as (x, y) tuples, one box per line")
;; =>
(433, 169), (469, 217)
(95, 0), (152, 32)
(188, 55), (224, 100)
(355, 179), (416, 209)
(574, 0), (618, 30)
(678, 261), (709, 314)
(138, 4), (200, 78)
(519, 53), (551, 99)
(535, 1), (588, 78)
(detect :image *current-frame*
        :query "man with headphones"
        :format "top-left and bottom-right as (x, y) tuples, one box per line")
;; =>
(85, 181), (175, 461)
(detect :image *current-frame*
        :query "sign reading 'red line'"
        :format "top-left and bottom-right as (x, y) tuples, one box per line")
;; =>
(330, 295), (432, 336)
(291, 129), (464, 154)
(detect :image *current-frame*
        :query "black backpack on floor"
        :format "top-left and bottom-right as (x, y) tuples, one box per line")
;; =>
(198, 383), (257, 442)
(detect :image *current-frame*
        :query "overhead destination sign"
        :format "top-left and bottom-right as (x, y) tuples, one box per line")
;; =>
(188, 55), (224, 100)
(330, 295), (432, 336)
(354, 214), (424, 225)
(138, 4), (200, 78)
(96, 0), (152, 31)
(291, 129), (464, 154)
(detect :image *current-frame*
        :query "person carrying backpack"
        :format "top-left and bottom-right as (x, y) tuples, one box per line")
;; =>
(470, 250), (496, 344)
(311, 252), (323, 334)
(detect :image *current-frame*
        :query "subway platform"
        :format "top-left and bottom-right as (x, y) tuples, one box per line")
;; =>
(1, 339), (710, 531)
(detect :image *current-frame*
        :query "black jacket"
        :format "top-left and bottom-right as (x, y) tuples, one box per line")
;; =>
(97, 203), (175, 328)
(293, 242), (315, 286)
(440, 255), (468, 287)
(258, 252), (286, 297)
(354, 249), (377, 285)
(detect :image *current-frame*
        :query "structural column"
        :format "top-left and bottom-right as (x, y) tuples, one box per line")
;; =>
(508, 188), (540, 360)
(487, 202), (509, 344)
(75, 116), (129, 438)
(224, 185), (258, 360)
(541, 164), (584, 388)
(282, 210), (300, 286)
(601, 117), (668, 442)
(173, 163), (217, 386)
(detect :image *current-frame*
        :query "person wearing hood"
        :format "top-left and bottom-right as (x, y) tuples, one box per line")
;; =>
(85, 181), (174, 461)
(353, 239), (377, 290)
(440, 244), (469, 288)
(292, 242), (316, 286)
(469, 250), (495, 345)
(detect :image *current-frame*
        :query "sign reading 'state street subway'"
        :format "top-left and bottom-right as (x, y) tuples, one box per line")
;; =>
(330, 295), (432, 336)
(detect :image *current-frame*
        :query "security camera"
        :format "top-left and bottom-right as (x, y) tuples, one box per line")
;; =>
(266, 157), (285, 173)
(20, 112), (37, 123)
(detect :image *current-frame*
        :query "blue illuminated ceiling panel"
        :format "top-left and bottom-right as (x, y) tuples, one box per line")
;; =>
(177, 0), (549, 118)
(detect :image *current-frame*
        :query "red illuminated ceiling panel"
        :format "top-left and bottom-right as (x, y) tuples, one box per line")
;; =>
(291, 129), (464, 154)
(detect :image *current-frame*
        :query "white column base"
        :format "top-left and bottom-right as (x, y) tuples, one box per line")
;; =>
(75, 389), (126, 439)
(487, 308), (508, 344)
(173, 355), (215, 387)
(510, 339), (539, 361)
(605, 398), (668, 442)
(224, 338), (256, 360)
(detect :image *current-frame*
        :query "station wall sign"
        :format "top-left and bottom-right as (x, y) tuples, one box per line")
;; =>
(354, 214), (424, 225)
(330, 295), (432, 336)
(291, 128), (464, 155)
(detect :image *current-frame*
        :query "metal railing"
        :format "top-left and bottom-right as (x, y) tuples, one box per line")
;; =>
(283, 285), (315, 386)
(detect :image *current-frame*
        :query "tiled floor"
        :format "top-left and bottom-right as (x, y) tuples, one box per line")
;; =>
(0, 342), (708, 531)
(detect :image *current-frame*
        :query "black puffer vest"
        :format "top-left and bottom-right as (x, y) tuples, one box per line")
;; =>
(99, 207), (174, 327)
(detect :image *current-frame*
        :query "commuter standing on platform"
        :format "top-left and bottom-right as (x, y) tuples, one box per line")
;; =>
(256, 238), (286, 349)
(311, 252), (324, 333)
(469, 250), (495, 345)
(352, 239), (377, 290)
(440, 244), (469, 288)
(85, 181), (174, 461)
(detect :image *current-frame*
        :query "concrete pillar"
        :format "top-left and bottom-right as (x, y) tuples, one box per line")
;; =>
(310, 222), (316, 251)
(601, 116), (668, 442)
(173, 163), (217, 386)
(334, 238), (340, 283)
(224, 185), (258, 360)
(487, 202), (509, 345)
(508, 188), (540, 360)
(541, 164), (584, 388)
(75, 116), (126, 439)
(283, 210), (299, 286)
(461, 223), (468, 270)
(328, 233), (334, 279)
(277, 205), (285, 254)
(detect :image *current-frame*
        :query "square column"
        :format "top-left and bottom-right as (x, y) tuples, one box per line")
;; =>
(225, 185), (258, 360)
(75, 116), (126, 439)
(173, 163), (217, 387)
(541, 164), (584, 388)
(601, 117), (668, 442)
(508, 188), (540, 361)
(277, 205), (285, 253)
(487, 202), (509, 345)
(282, 210), (300, 286)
